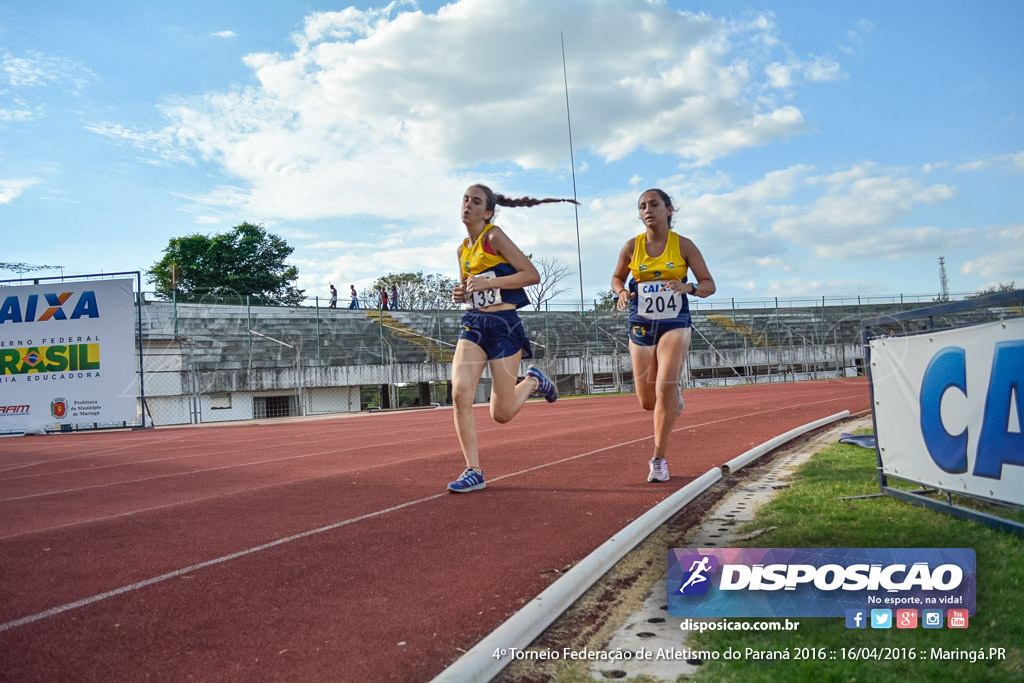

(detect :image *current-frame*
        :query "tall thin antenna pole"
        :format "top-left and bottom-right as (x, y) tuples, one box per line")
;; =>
(561, 31), (584, 311)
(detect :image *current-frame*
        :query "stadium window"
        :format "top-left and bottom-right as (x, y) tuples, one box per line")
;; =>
(210, 393), (232, 410)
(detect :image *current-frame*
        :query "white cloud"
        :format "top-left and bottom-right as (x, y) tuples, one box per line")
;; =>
(0, 178), (42, 204)
(954, 151), (1024, 173)
(961, 250), (1024, 284)
(839, 19), (874, 56)
(85, 123), (195, 165)
(773, 167), (957, 245)
(804, 56), (842, 82)
(767, 56), (841, 89)
(0, 104), (34, 122)
(994, 222), (1024, 241)
(100, 0), (837, 223)
(766, 62), (793, 88)
(813, 226), (975, 260)
(737, 276), (869, 297)
(211, 30), (237, 39)
(1, 51), (91, 91)
(959, 222), (1024, 285)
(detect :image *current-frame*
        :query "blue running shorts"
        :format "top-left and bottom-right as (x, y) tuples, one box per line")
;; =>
(627, 317), (691, 346)
(459, 309), (533, 360)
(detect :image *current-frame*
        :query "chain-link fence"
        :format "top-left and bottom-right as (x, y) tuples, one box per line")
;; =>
(133, 291), (1023, 426)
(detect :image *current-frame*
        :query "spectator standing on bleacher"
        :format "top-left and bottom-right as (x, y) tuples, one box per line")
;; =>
(328, 283), (338, 309)
(379, 287), (388, 310)
(609, 188), (715, 483)
(349, 285), (360, 309)
(446, 184), (576, 493)
(390, 284), (399, 310)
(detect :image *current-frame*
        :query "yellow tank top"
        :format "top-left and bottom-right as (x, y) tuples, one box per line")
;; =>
(628, 231), (688, 282)
(458, 224), (529, 309)
(459, 224), (508, 279)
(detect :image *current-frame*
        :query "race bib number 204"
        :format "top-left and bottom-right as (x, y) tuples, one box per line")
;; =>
(637, 280), (683, 320)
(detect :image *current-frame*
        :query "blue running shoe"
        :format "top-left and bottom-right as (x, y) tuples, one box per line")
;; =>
(527, 365), (558, 403)
(447, 467), (485, 493)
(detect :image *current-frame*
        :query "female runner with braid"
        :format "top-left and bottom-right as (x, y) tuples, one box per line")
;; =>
(610, 188), (715, 483)
(446, 184), (575, 493)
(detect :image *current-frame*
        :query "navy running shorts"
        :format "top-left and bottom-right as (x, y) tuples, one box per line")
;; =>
(627, 317), (692, 346)
(459, 309), (533, 360)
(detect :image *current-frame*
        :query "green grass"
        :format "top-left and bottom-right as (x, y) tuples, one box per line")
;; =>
(687, 441), (1024, 682)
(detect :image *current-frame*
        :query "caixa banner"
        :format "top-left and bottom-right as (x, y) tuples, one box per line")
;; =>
(667, 548), (975, 618)
(870, 318), (1023, 506)
(0, 278), (137, 434)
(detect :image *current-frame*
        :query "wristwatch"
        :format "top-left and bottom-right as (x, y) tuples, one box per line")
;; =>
(689, 282), (698, 295)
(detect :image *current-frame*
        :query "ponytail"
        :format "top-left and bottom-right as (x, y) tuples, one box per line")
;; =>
(470, 184), (578, 218)
(494, 193), (579, 208)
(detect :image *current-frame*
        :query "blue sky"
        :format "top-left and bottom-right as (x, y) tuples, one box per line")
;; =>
(2, 0), (1022, 306)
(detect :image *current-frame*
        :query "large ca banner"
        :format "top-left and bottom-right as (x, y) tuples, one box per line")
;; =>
(0, 278), (137, 434)
(870, 318), (1023, 507)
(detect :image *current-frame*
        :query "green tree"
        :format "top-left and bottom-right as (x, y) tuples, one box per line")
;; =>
(967, 282), (1016, 298)
(366, 271), (460, 310)
(593, 288), (617, 311)
(148, 223), (305, 305)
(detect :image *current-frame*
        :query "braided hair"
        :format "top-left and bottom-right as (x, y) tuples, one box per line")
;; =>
(470, 184), (578, 218)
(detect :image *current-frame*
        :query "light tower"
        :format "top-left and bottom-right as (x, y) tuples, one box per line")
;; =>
(938, 255), (950, 301)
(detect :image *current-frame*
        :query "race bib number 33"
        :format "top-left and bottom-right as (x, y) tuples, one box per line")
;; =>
(465, 271), (503, 310)
(638, 280), (682, 320)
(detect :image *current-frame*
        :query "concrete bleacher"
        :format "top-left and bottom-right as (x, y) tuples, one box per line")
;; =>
(132, 295), (1019, 425)
(141, 298), (1013, 371)
(142, 302), (387, 369)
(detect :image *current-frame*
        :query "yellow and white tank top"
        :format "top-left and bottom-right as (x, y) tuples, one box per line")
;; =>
(628, 231), (691, 321)
(628, 231), (688, 282)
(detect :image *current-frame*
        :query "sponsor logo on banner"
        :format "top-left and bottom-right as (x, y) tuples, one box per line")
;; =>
(870, 319), (1024, 508)
(667, 548), (976, 618)
(1, 344), (101, 375)
(51, 397), (68, 419)
(1, 404), (30, 416)
(0, 279), (135, 434)
(0, 291), (100, 324)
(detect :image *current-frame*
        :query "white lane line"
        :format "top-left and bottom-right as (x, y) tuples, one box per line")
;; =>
(0, 396), (862, 633)
(0, 390), (863, 502)
(0, 492), (452, 633)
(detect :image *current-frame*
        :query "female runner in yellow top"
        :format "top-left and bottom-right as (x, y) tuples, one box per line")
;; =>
(610, 188), (715, 483)
(447, 184), (575, 493)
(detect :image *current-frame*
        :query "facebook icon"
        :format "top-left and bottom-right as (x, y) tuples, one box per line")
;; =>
(845, 609), (867, 629)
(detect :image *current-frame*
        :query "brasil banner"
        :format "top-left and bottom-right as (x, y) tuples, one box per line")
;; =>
(0, 278), (137, 434)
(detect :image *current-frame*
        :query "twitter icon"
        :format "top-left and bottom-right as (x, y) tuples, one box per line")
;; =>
(870, 609), (893, 629)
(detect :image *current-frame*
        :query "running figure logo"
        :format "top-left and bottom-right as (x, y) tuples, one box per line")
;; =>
(677, 554), (718, 595)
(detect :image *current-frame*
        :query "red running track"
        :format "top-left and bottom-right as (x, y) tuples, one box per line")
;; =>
(0, 379), (868, 682)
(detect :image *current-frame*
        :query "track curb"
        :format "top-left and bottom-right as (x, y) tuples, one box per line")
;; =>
(431, 410), (852, 682)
